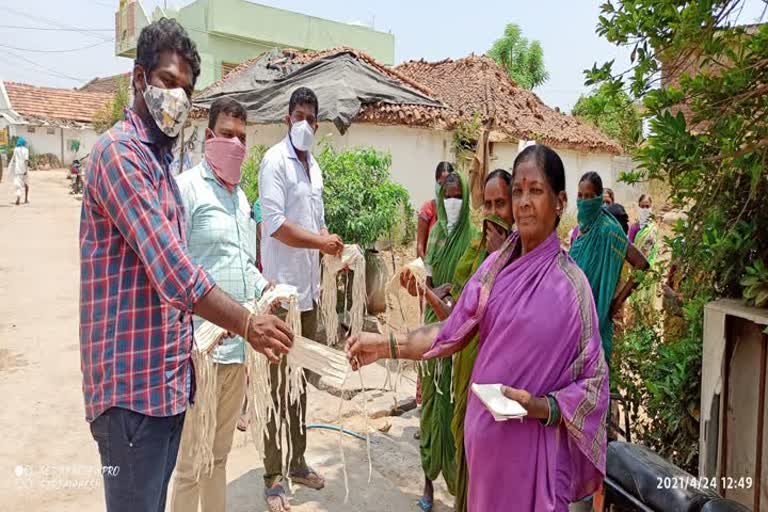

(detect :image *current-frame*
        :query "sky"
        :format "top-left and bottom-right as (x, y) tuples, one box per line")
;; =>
(0, 0), (766, 111)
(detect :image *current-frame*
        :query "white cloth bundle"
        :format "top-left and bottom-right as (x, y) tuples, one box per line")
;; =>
(187, 300), (258, 479)
(385, 257), (428, 334)
(189, 284), (354, 479)
(379, 257), (428, 396)
(244, 284), (303, 474)
(321, 244), (367, 346)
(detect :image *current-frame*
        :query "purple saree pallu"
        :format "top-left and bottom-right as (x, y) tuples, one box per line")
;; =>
(424, 232), (609, 511)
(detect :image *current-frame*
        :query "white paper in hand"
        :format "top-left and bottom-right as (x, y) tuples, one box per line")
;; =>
(471, 383), (527, 422)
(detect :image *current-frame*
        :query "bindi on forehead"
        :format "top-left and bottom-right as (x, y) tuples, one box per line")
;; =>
(515, 176), (545, 187)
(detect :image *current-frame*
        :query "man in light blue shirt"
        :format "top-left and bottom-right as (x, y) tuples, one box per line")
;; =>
(171, 97), (269, 512)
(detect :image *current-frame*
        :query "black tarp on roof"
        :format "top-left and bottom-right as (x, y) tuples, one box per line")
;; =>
(194, 49), (443, 134)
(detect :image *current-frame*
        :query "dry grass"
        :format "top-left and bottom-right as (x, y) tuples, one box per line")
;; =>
(558, 211), (578, 248)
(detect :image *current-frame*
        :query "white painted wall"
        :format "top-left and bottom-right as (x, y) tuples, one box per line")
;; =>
(12, 125), (101, 166)
(21, 126), (61, 160)
(184, 119), (643, 215)
(185, 120), (453, 208)
(63, 127), (101, 164)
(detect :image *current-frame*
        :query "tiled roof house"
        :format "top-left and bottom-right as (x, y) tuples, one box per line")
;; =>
(77, 72), (132, 95)
(396, 55), (621, 154)
(185, 47), (625, 208)
(1, 82), (112, 127)
(0, 81), (112, 165)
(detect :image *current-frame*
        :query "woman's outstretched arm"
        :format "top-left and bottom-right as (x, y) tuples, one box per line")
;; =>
(346, 322), (443, 370)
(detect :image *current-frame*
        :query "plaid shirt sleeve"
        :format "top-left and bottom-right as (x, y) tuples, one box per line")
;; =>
(93, 140), (214, 312)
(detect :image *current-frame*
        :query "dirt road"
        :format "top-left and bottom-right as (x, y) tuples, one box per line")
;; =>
(0, 170), (450, 512)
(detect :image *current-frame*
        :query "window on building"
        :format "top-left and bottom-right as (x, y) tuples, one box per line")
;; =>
(46, 127), (56, 135)
(27, 126), (35, 134)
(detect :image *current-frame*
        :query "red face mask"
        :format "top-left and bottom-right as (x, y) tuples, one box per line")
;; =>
(205, 134), (246, 185)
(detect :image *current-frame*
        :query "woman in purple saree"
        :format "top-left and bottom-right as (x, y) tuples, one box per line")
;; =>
(347, 145), (609, 511)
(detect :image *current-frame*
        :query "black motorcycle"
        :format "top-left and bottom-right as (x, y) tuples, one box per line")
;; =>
(603, 395), (750, 512)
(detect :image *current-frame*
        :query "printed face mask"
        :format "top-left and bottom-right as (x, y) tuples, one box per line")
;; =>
(205, 135), (246, 185)
(290, 120), (315, 151)
(143, 77), (191, 138)
(444, 198), (463, 232)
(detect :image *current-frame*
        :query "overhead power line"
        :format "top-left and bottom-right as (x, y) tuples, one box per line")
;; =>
(0, 54), (82, 84)
(2, 6), (113, 42)
(0, 24), (113, 32)
(0, 41), (112, 53)
(1, 49), (87, 82)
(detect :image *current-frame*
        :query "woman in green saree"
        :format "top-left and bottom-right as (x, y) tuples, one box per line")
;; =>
(570, 172), (649, 367)
(410, 172), (475, 511)
(402, 170), (513, 512)
(633, 194), (658, 263)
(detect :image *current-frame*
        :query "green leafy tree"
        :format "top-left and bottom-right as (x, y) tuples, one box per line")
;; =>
(588, 0), (768, 471)
(571, 82), (643, 150)
(92, 76), (130, 134)
(487, 23), (549, 89)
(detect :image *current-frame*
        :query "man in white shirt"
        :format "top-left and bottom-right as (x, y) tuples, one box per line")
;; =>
(10, 137), (29, 205)
(259, 87), (343, 511)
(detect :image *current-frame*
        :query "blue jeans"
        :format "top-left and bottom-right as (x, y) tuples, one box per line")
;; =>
(90, 407), (185, 512)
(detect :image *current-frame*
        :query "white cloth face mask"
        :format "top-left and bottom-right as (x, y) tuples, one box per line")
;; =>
(638, 207), (652, 226)
(444, 198), (463, 232)
(290, 120), (315, 151)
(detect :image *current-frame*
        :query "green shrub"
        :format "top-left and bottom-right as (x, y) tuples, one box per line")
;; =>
(92, 76), (130, 134)
(588, 2), (768, 470)
(318, 142), (410, 248)
(613, 287), (709, 473)
(240, 144), (267, 204)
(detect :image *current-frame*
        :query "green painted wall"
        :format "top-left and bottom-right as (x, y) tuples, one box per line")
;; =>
(171, 0), (394, 89)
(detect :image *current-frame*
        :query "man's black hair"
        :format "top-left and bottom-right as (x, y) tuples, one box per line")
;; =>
(208, 97), (247, 130)
(288, 87), (319, 117)
(135, 18), (201, 88)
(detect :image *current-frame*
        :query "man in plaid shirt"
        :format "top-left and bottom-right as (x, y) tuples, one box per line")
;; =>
(80, 19), (292, 512)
